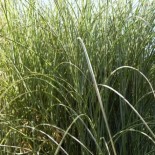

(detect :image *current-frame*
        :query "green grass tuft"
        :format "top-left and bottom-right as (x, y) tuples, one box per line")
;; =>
(0, 0), (155, 154)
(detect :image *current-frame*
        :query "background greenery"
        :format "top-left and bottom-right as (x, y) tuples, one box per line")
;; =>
(0, 0), (155, 154)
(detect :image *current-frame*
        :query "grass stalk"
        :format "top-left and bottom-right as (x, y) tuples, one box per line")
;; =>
(77, 37), (117, 155)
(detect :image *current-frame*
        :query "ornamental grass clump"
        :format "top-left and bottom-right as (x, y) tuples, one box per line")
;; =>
(0, 0), (155, 154)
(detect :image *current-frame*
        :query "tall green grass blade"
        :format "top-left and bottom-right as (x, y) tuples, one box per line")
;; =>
(77, 37), (117, 155)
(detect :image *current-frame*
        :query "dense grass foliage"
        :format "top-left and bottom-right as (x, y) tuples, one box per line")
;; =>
(0, 0), (155, 154)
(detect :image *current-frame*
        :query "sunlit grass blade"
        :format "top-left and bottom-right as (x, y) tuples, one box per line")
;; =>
(77, 37), (117, 155)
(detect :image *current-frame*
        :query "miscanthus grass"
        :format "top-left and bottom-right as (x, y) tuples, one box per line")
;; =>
(0, 0), (155, 154)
